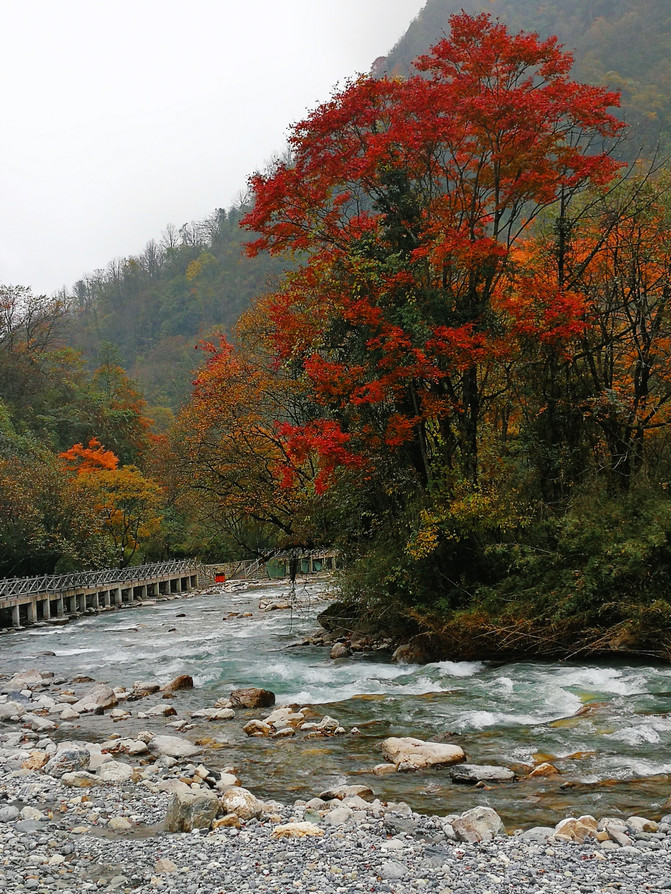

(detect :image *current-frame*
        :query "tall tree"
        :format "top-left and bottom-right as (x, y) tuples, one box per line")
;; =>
(242, 13), (623, 493)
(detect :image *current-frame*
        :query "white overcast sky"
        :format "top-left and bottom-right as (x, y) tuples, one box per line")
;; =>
(0, 1), (427, 296)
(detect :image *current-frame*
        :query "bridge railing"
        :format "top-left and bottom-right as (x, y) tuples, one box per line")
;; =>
(0, 559), (200, 599)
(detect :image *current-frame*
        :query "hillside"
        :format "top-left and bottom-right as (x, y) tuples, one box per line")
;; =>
(63, 207), (289, 412)
(383, 0), (671, 155)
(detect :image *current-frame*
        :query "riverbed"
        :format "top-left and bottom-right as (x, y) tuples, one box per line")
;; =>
(1, 579), (670, 828)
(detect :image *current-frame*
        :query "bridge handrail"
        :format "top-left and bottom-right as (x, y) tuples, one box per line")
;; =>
(0, 559), (200, 599)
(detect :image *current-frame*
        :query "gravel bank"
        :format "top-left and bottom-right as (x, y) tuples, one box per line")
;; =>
(2, 757), (671, 893)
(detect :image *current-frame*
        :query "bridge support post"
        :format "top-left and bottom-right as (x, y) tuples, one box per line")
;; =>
(11, 605), (20, 628)
(42, 597), (51, 620)
(113, 587), (122, 607)
(27, 600), (37, 624)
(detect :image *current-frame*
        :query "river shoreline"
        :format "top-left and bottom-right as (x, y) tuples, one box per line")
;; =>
(1, 678), (670, 894)
(2, 583), (671, 891)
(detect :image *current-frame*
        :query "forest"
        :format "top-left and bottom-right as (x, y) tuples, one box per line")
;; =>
(3, 8), (671, 661)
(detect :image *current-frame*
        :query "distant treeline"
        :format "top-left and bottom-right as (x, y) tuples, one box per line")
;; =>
(62, 206), (289, 412)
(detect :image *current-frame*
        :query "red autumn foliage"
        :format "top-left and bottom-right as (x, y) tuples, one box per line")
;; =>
(238, 13), (623, 491)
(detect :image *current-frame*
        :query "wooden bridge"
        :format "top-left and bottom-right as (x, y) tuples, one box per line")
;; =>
(0, 559), (204, 630)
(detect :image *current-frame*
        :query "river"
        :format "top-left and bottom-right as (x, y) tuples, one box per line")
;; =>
(2, 579), (670, 828)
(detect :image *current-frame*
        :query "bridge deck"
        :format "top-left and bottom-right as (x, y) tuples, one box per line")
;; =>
(0, 560), (204, 630)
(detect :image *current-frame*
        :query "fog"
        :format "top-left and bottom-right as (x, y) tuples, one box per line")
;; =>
(0, 0), (427, 295)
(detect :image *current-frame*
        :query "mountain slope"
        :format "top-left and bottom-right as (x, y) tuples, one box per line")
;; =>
(383, 0), (671, 155)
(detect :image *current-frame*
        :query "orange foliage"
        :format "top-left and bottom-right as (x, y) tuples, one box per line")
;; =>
(59, 438), (119, 474)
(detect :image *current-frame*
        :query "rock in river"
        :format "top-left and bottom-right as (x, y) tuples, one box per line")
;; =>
(381, 736), (465, 771)
(72, 683), (118, 714)
(449, 764), (515, 784)
(229, 687), (276, 709)
(147, 735), (200, 759)
(161, 674), (194, 694)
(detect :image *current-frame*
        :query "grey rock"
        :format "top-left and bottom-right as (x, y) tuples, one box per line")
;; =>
(384, 815), (419, 836)
(452, 806), (504, 843)
(379, 860), (408, 880)
(165, 790), (220, 833)
(72, 683), (118, 714)
(147, 735), (200, 759)
(44, 743), (90, 777)
(449, 763), (515, 784)
(0, 806), (19, 822)
(518, 826), (554, 842)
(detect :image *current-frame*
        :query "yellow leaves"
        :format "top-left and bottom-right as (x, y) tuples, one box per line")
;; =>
(186, 252), (217, 282)
(406, 476), (528, 561)
(407, 509), (440, 560)
(186, 259), (203, 281)
(74, 465), (162, 565)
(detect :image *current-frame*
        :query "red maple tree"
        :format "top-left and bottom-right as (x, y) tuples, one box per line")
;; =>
(240, 14), (623, 493)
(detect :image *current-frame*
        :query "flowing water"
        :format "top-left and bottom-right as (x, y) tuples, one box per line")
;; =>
(2, 580), (671, 828)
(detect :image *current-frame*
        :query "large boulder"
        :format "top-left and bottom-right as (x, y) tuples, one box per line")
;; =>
(22, 713), (57, 733)
(161, 675), (194, 694)
(219, 787), (264, 820)
(165, 790), (220, 832)
(72, 683), (118, 714)
(45, 743), (91, 778)
(97, 760), (134, 783)
(3, 670), (52, 692)
(21, 750), (50, 771)
(553, 815), (598, 843)
(452, 806), (504, 843)
(381, 737), (464, 771)
(229, 688), (275, 709)
(0, 702), (26, 721)
(147, 735), (200, 759)
(60, 771), (100, 788)
(390, 643), (429, 664)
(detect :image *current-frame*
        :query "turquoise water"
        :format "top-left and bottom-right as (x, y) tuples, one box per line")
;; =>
(2, 580), (670, 827)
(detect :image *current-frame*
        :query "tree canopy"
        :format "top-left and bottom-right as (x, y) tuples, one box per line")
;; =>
(178, 13), (671, 660)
